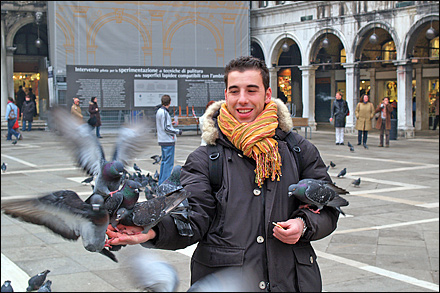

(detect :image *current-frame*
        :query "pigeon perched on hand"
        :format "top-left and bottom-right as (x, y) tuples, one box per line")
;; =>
(337, 168), (347, 177)
(26, 270), (50, 292)
(37, 280), (52, 292)
(352, 177), (361, 187)
(115, 188), (190, 230)
(1, 162), (7, 173)
(151, 155), (162, 165)
(1, 280), (13, 292)
(1, 192), (115, 261)
(48, 107), (153, 200)
(288, 178), (349, 216)
(105, 179), (142, 229)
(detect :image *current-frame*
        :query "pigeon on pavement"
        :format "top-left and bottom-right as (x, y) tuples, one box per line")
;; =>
(48, 107), (153, 200)
(349, 145), (355, 152)
(1, 162), (7, 173)
(347, 141), (353, 148)
(288, 178), (349, 216)
(352, 177), (361, 187)
(151, 155), (162, 165)
(337, 168), (347, 177)
(1, 192), (115, 261)
(26, 270), (50, 292)
(330, 161), (336, 168)
(37, 280), (52, 292)
(133, 163), (142, 173)
(12, 140), (17, 145)
(1, 280), (13, 292)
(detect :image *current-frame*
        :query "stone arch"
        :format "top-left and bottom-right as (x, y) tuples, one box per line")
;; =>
(403, 14), (439, 59)
(269, 32), (303, 66)
(307, 28), (349, 65)
(250, 36), (266, 61)
(6, 14), (35, 47)
(353, 21), (400, 60)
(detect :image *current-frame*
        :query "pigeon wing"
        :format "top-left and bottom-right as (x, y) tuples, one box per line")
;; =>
(132, 188), (189, 229)
(112, 121), (154, 166)
(48, 107), (105, 176)
(1, 190), (95, 241)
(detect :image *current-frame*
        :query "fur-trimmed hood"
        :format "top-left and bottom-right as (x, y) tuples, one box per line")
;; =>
(201, 97), (293, 145)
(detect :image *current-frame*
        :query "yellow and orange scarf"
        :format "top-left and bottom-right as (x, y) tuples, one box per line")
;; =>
(218, 101), (281, 187)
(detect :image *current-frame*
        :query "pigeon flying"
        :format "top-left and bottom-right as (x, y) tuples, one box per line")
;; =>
(48, 107), (153, 200)
(1, 280), (13, 292)
(352, 177), (361, 187)
(151, 155), (162, 165)
(1, 192), (116, 261)
(288, 178), (349, 216)
(81, 176), (94, 184)
(337, 168), (347, 177)
(26, 270), (50, 292)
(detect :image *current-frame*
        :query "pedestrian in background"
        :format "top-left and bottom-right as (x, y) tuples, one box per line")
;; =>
(375, 97), (393, 147)
(71, 97), (83, 123)
(5, 97), (21, 142)
(198, 100), (216, 146)
(330, 91), (349, 145)
(15, 85), (26, 115)
(28, 88), (37, 117)
(355, 94), (375, 149)
(88, 97), (102, 138)
(155, 94), (182, 185)
(21, 94), (35, 131)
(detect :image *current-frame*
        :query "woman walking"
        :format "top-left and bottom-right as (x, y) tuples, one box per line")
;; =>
(355, 94), (375, 149)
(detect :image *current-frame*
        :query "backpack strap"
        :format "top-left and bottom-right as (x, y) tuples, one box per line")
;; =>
(284, 131), (303, 180)
(207, 144), (223, 193)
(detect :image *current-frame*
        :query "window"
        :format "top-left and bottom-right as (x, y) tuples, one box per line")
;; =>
(430, 37), (439, 58)
(382, 41), (396, 61)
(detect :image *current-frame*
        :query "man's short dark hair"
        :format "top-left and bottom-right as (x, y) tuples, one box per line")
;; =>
(224, 56), (270, 91)
(161, 94), (171, 106)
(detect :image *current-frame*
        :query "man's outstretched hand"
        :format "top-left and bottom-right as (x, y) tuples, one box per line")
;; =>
(106, 224), (156, 246)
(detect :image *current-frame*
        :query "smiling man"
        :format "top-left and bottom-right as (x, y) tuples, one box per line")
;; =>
(106, 56), (338, 291)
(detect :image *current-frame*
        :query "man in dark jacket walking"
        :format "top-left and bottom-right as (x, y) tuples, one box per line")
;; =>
(15, 85), (26, 115)
(21, 94), (35, 131)
(106, 56), (339, 291)
(330, 91), (349, 145)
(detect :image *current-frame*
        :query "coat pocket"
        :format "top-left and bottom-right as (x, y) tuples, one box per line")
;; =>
(292, 245), (322, 292)
(193, 244), (245, 267)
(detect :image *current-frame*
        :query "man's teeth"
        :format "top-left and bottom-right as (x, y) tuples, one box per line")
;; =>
(238, 109), (251, 113)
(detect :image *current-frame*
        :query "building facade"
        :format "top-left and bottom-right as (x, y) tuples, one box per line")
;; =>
(250, 1), (439, 136)
(2, 1), (439, 136)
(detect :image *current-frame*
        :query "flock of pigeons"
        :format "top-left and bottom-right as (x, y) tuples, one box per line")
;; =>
(1, 107), (193, 292)
(0, 107), (368, 292)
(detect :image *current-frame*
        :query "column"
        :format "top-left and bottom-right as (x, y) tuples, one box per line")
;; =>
(343, 63), (359, 132)
(6, 46), (16, 100)
(269, 67), (277, 97)
(415, 67), (426, 130)
(394, 60), (414, 138)
(1, 17), (8, 119)
(299, 65), (318, 130)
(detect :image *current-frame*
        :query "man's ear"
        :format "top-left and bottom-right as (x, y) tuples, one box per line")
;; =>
(265, 87), (272, 103)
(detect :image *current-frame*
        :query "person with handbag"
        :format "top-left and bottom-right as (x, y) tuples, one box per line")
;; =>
(5, 97), (21, 142)
(88, 97), (102, 138)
